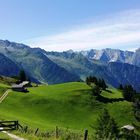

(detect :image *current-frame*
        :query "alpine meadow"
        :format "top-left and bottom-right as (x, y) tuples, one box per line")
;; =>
(0, 0), (140, 139)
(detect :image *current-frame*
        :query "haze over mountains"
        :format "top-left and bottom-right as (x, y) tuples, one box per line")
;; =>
(0, 39), (140, 90)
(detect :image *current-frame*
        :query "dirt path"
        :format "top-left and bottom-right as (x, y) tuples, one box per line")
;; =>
(0, 89), (11, 103)
(3, 131), (27, 140)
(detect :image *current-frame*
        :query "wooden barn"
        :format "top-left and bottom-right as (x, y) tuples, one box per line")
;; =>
(12, 81), (30, 92)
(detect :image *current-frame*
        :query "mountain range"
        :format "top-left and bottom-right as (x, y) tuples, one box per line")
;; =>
(0, 40), (80, 84)
(46, 50), (140, 90)
(80, 48), (140, 68)
(0, 39), (140, 90)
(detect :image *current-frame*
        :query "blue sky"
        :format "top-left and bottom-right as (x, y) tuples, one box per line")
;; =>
(0, 0), (140, 51)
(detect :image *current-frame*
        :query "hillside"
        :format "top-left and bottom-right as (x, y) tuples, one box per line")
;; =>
(0, 82), (135, 134)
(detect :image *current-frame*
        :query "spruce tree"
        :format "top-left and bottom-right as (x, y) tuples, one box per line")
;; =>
(133, 95), (140, 122)
(92, 76), (98, 84)
(107, 118), (119, 139)
(118, 84), (123, 90)
(98, 78), (102, 88)
(92, 85), (101, 96)
(122, 85), (135, 101)
(19, 70), (26, 82)
(101, 79), (107, 90)
(86, 77), (90, 85)
(94, 109), (120, 140)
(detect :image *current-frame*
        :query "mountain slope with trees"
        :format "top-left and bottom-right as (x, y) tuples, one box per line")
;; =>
(0, 40), (80, 84)
(0, 39), (140, 90)
(46, 51), (140, 90)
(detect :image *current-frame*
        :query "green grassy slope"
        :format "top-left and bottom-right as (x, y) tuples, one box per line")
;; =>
(0, 132), (13, 140)
(0, 76), (12, 97)
(0, 82), (135, 133)
(101, 88), (123, 98)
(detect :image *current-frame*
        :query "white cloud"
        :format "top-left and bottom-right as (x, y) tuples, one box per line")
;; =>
(24, 9), (140, 52)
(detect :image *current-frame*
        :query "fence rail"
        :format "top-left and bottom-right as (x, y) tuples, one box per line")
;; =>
(0, 120), (19, 131)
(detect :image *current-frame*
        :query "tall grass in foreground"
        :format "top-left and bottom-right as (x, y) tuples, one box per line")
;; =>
(13, 126), (95, 140)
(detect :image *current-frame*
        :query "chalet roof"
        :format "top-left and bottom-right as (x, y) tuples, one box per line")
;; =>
(19, 81), (29, 87)
(121, 125), (134, 130)
(12, 81), (29, 89)
(12, 84), (23, 88)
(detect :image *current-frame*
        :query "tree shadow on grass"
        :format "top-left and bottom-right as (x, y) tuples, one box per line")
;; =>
(96, 94), (125, 103)
(105, 89), (112, 93)
(70, 89), (125, 104)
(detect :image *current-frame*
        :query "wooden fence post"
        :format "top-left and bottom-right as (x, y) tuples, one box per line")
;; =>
(45, 132), (49, 138)
(15, 121), (18, 130)
(84, 129), (88, 140)
(56, 126), (59, 138)
(34, 128), (39, 135)
(24, 126), (28, 133)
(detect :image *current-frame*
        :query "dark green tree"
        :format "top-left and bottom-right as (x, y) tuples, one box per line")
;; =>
(86, 76), (107, 90)
(92, 76), (98, 84)
(92, 85), (101, 96)
(107, 118), (120, 139)
(101, 79), (108, 90)
(86, 76), (98, 86)
(19, 70), (26, 82)
(97, 78), (102, 87)
(85, 77), (90, 85)
(118, 84), (123, 90)
(94, 109), (120, 140)
(122, 85), (136, 101)
(89, 76), (92, 83)
(133, 95), (140, 122)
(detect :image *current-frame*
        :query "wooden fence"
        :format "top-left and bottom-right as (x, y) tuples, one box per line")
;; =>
(0, 121), (89, 140)
(0, 120), (22, 131)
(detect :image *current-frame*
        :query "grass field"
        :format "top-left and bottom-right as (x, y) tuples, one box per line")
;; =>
(0, 132), (13, 140)
(0, 82), (135, 137)
(101, 88), (123, 99)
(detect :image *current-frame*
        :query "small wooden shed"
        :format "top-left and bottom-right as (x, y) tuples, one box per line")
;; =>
(121, 125), (134, 133)
(12, 81), (30, 92)
(12, 84), (26, 92)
